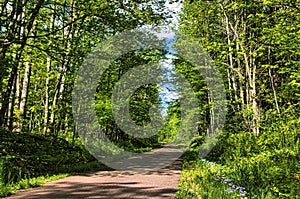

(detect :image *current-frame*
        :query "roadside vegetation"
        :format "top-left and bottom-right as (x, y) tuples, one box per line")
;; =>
(0, 128), (102, 197)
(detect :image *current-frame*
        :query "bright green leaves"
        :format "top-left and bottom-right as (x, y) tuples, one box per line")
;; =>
(0, 0), (168, 130)
(94, 48), (165, 150)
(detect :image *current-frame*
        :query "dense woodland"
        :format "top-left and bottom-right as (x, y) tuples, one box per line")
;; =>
(0, 0), (299, 198)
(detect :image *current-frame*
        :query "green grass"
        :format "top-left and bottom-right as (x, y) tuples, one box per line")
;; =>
(0, 128), (104, 197)
(0, 173), (68, 197)
(176, 151), (243, 199)
(176, 128), (300, 199)
(0, 160), (104, 197)
(176, 153), (296, 199)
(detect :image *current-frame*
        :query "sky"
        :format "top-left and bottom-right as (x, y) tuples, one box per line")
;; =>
(157, 1), (183, 116)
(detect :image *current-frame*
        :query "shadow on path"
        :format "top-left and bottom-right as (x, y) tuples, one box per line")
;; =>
(6, 146), (183, 199)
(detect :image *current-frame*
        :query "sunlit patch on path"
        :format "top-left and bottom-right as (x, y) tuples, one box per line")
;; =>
(6, 146), (182, 199)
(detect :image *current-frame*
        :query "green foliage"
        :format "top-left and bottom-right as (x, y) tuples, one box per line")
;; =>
(0, 128), (100, 195)
(189, 135), (205, 150)
(178, 137), (299, 198)
(0, 174), (68, 197)
(94, 48), (171, 151)
(182, 122), (300, 198)
(157, 100), (181, 143)
(0, 0), (167, 135)
(176, 152), (242, 199)
(174, 58), (209, 134)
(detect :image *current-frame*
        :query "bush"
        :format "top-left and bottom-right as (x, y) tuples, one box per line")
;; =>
(182, 120), (300, 198)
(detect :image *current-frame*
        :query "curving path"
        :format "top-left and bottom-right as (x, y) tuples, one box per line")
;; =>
(6, 146), (183, 199)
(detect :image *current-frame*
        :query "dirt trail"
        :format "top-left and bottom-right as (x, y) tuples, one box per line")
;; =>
(6, 146), (183, 199)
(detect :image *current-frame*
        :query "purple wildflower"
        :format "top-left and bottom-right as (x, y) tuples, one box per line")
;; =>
(224, 179), (233, 183)
(216, 176), (247, 198)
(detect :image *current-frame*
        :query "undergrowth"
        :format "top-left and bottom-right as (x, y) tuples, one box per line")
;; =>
(176, 120), (300, 199)
(0, 128), (101, 197)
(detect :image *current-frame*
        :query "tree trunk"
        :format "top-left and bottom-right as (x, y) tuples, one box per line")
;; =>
(43, 2), (56, 134)
(43, 56), (51, 134)
(12, 70), (21, 131)
(268, 47), (280, 115)
(15, 61), (31, 132)
(6, 74), (16, 129)
(49, 72), (65, 130)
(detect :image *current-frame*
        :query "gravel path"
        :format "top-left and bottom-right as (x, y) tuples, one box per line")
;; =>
(6, 146), (183, 199)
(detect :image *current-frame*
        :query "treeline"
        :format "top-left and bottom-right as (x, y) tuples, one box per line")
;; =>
(0, 0), (165, 136)
(180, 0), (300, 135)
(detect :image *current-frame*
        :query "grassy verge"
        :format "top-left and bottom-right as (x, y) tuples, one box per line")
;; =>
(176, 129), (300, 199)
(176, 151), (244, 199)
(0, 160), (104, 197)
(0, 173), (68, 197)
(0, 128), (105, 197)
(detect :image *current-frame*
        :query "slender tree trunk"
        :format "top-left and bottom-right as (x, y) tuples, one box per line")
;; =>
(236, 43), (245, 107)
(268, 48), (280, 115)
(14, 17), (37, 132)
(64, 115), (69, 134)
(49, 72), (65, 129)
(49, 0), (73, 134)
(6, 75), (16, 129)
(239, 31), (259, 134)
(0, 63), (18, 127)
(15, 61), (31, 132)
(222, 9), (239, 109)
(43, 2), (56, 134)
(43, 56), (51, 134)
(12, 70), (21, 131)
(251, 59), (259, 135)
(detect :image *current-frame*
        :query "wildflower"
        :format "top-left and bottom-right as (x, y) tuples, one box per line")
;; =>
(239, 191), (246, 197)
(237, 186), (246, 192)
(224, 179), (233, 184)
(215, 175), (247, 198)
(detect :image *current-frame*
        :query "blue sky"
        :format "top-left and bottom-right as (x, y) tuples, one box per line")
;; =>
(155, 1), (182, 116)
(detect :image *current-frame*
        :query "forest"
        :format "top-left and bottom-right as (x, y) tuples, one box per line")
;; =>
(0, 0), (299, 198)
